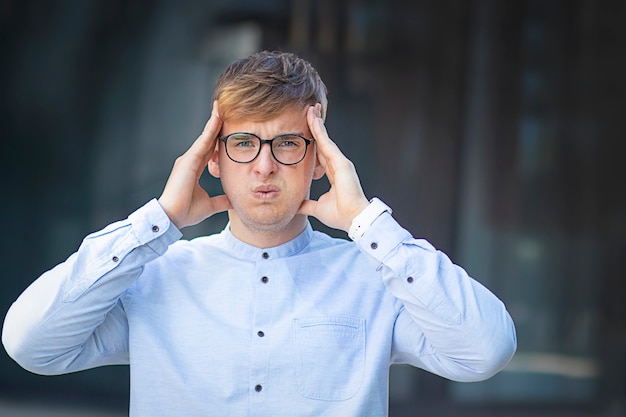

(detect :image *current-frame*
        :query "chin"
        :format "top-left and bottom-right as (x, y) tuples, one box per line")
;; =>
(237, 208), (295, 232)
(244, 207), (309, 234)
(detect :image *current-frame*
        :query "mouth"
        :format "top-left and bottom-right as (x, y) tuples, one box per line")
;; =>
(252, 184), (280, 200)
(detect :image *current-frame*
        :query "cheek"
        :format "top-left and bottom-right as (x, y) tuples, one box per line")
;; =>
(303, 153), (318, 180)
(218, 165), (238, 194)
(294, 163), (317, 197)
(214, 159), (238, 195)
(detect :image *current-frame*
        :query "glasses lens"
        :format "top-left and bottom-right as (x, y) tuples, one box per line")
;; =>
(272, 135), (307, 164)
(226, 134), (260, 163)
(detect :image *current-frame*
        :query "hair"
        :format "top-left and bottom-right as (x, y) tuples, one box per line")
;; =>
(213, 51), (328, 122)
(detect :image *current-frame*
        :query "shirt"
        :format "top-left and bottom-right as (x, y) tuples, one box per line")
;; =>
(3, 199), (516, 417)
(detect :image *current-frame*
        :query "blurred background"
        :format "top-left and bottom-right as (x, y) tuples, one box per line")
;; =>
(1, 0), (625, 416)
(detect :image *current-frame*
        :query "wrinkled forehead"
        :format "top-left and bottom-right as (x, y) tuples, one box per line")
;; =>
(219, 101), (310, 124)
(220, 106), (311, 138)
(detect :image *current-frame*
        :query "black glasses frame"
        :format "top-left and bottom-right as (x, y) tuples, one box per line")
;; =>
(219, 132), (314, 165)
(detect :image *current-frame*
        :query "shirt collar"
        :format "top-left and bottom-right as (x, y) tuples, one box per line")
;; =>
(219, 222), (314, 260)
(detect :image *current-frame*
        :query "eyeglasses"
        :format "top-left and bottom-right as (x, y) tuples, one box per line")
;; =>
(219, 132), (314, 165)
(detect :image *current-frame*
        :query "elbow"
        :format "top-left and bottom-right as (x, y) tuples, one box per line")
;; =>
(474, 334), (517, 382)
(456, 320), (518, 382)
(3, 327), (46, 376)
(2, 325), (22, 367)
(2, 310), (67, 376)
(2, 308), (30, 371)
(2, 325), (42, 375)
(461, 300), (518, 382)
(488, 312), (518, 376)
(3, 335), (75, 376)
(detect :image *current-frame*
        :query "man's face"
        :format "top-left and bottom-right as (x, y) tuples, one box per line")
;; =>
(209, 106), (324, 242)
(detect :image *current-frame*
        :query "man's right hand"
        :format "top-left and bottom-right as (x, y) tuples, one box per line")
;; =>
(158, 101), (232, 229)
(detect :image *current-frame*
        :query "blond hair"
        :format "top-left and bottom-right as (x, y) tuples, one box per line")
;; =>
(213, 51), (328, 122)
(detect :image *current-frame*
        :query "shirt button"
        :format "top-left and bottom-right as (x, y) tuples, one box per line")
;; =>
(151, 225), (160, 233)
(112, 256), (119, 262)
(257, 331), (265, 337)
(407, 276), (414, 283)
(255, 384), (263, 392)
(370, 242), (378, 250)
(261, 276), (269, 284)
(262, 252), (269, 259)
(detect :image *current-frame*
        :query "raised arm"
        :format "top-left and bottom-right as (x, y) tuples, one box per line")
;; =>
(299, 104), (516, 381)
(2, 102), (231, 375)
(297, 104), (369, 230)
(2, 201), (180, 375)
(158, 101), (232, 228)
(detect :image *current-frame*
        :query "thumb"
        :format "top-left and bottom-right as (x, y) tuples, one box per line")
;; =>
(297, 199), (317, 217)
(207, 194), (233, 215)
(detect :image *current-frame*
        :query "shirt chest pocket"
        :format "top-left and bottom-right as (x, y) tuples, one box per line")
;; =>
(293, 316), (366, 401)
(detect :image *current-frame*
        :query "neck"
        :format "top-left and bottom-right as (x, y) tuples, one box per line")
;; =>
(227, 212), (309, 248)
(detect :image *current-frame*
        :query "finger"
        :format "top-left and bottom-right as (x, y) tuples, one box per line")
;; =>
(307, 106), (348, 165)
(201, 101), (221, 135)
(297, 199), (317, 217)
(307, 106), (352, 184)
(189, 101), (223, 159)
(307, 106), (328, 168)
(206, 193), (232, 214)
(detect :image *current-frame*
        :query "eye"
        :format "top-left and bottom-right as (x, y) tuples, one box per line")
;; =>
(274, 135), (303, 149)
(229, 134), (258, 149)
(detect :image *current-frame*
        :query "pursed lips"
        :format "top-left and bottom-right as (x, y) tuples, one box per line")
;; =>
(252, 184), (280, 199)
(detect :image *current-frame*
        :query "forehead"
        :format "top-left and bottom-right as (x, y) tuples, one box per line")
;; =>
(222, 107), (310, 137)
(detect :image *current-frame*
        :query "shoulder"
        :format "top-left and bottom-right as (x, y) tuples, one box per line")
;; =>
(154, 232), (229, 266)
(306, 230), (362, 259)
(127, 232), (230, 296)
(306, 230), (380, 278)
(309, 229), (354, 250)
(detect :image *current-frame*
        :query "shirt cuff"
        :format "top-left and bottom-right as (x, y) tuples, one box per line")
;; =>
(354, 210), (413, 266)
(128, 199), (182, 255)
(62, 199), (182, 302)
(348, 198), (392, 242)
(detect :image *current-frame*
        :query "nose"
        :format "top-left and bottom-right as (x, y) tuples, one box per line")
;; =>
(253, 143), (278, 175)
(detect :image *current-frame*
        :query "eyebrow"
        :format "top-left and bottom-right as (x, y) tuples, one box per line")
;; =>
(225, 132), (308, 138)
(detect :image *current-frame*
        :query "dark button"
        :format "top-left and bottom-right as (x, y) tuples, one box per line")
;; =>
(112, 256), (119, 262)
(151, 225), (160, 233)
(261, 276), (269, 284)
(370, 242), (378, 250)
(257, 331), (265, 337)
(262, 252), (269, 259)
(255, 384), (263, 392)
(407, 276), (414, 283)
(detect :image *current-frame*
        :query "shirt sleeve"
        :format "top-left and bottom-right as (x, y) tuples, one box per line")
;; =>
(2, 199), (182, 375)
(354, 209), (517, 382)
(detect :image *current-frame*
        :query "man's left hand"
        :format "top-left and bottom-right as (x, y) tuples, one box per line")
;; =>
(298, 104), (370, 232)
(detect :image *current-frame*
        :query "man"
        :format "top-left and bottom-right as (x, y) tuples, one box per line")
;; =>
(3, 51), (516, 416)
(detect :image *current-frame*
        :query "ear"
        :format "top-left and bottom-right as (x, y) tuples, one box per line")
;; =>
(208, 146), (221, 178)
(312, 152), (325, 180)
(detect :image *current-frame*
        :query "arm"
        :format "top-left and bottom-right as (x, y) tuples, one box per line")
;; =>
(2, 201), (181, 375)
(299, 105), (516, 381)
(356, 211), (516, 381)
(2, 102), (231, 375)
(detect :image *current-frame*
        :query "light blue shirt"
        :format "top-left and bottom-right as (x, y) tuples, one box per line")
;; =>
(3, 199), (516, 416)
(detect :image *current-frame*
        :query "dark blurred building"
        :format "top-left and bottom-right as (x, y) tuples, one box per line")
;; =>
(1, 1), (624, 416)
